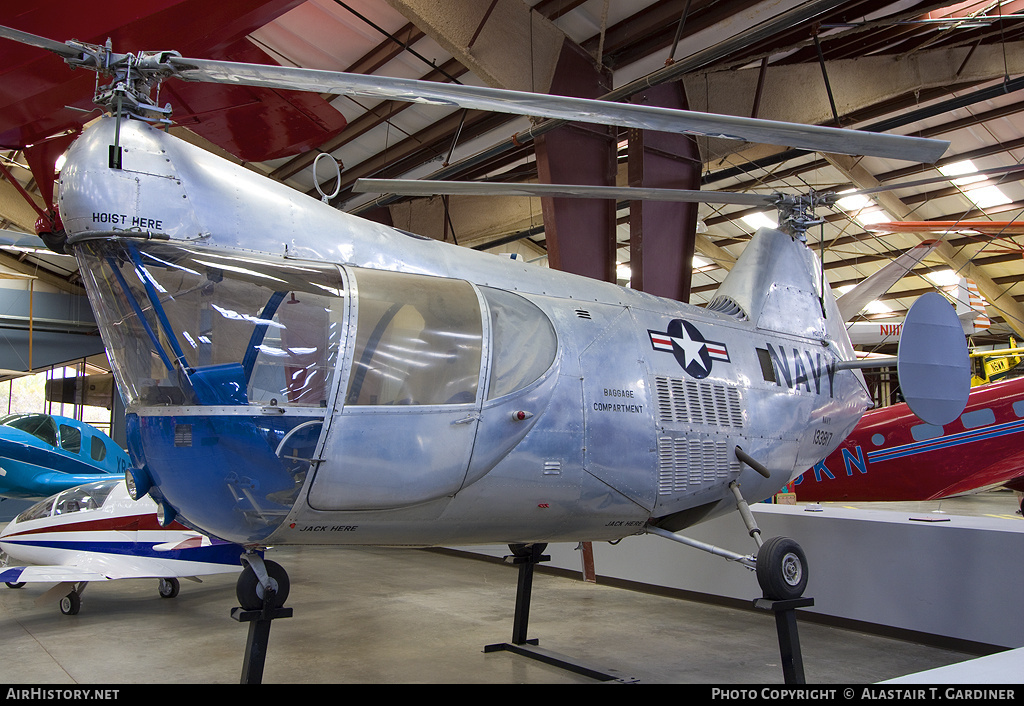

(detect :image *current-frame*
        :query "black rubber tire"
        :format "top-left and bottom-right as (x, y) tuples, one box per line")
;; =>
(60, 591), (81, 615)
(756, 536), (808, 600)
(236, 560), (290, 610)
(508, 543), (547, 559)
(158, 577), (180, 599)
(5, 582), (25, 589)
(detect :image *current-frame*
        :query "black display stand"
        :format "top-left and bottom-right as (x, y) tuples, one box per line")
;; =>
(231, 604), (293, 684)
(484, 545), (634, 683)
(753, 596), (813, 684)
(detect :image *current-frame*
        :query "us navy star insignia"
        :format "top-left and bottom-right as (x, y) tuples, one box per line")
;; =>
(648, 320), (730, 379)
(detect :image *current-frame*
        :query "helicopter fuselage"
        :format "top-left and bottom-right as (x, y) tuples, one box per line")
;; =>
(57, 117), (870, 548)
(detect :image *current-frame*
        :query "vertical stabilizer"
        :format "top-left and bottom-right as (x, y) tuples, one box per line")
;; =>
(707, 228), (828, 341)
(953, 278), (990, 335)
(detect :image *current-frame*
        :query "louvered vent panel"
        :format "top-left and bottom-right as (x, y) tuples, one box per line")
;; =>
(657, 437), (741, 495)
(706, 295), (748, 320)
(654, 376), (744, 428)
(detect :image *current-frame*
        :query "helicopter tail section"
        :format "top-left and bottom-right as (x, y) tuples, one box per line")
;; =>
(707, 228), (838, 343)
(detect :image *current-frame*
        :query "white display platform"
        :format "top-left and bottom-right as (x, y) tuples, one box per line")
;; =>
(881, 647), (1024, 683)
(453, 503), (1024, 650)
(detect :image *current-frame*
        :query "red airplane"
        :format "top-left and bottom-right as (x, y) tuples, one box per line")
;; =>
(0, 0), (346, 228)
(793, 375), (1024, 511)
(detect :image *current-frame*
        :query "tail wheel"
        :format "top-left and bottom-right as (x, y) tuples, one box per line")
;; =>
(236, 560), (290, 610)
(756, 536), (808, 601)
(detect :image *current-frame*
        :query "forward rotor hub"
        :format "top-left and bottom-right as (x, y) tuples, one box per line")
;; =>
(64, 38), (179, 122)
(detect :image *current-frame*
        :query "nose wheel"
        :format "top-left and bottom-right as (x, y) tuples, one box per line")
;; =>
(232, 553), (293, 684)
(236, 558), (290, 610)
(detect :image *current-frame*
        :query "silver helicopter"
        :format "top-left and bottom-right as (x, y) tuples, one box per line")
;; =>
(1, 26), (968, 612)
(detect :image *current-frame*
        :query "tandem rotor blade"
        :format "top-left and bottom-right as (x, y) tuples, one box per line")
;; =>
(352, 179), (777, 207)
(0, 25), (950, 163)
(166, 57), (947, 164)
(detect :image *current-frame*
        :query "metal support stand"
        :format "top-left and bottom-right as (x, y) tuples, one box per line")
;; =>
(231, 602), (293, 684)
(484, 544), (634, 683)
(753, 596), (813, 684)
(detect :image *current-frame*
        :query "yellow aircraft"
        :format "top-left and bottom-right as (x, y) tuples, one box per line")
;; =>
(971, 338), (1024, 386)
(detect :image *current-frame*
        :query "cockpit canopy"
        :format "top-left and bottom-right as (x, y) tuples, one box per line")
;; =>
(74, 238), (557, 412)
(16, 478), (121, 524)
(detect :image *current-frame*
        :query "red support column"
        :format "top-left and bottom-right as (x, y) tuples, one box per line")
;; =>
(628, 82), (701, 302)
(534, 42), (618, 283)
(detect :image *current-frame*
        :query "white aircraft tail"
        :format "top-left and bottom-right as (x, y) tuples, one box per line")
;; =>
(952, 278), (990, 335)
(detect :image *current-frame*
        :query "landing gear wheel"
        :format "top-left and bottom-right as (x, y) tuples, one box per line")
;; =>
(158, 577), (180, 599)
(5, 582), (25, 589)
(236, 560), (290, 610)
(508, 543), (547, 558)
(756, 536), (808, 601)
(59, 591), (81, 615)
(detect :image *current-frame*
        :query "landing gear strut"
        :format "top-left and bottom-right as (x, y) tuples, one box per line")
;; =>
(648, 481), (812, 683)
(231, 552), (292, 684)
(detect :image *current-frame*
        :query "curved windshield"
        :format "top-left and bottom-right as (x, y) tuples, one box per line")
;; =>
(345, 269), (483, 406)
(75, 240), (346, 409)
(0, 413), (58, 447)
(16, 479), (120, 523)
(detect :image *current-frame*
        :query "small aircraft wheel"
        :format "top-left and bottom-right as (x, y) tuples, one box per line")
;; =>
(59, 591), (81, 616)
(5, 582), (25, 589)
(508, 543), (547, 559)
(158, 577), (180, 599)
(756, 536), (808, 601)
(236, 560), (290, 610)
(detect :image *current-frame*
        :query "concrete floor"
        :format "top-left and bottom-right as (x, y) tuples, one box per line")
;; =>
(0, 489), (1017, 685)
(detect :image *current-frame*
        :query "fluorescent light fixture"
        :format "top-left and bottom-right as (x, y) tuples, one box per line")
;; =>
(924, 269), (960, 287)
(837, 191), (871, 211)
(863, 300), (894, 315)
(940, 160), (1012, 208)
(837, 284), (892, 315)
(853, 209), (894, 226)
(741, 212), (777, 230)
(836, 190), (893, 226)
(965, 185), (1012, 208)
(939, 160), (986, 186)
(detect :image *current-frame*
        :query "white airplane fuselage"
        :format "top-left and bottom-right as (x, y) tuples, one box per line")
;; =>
(56, 117), (871, 548)
(0, 478), (243, 579)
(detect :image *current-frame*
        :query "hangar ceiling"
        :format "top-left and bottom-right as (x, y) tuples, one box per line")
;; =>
(1, 0), (1024, 378)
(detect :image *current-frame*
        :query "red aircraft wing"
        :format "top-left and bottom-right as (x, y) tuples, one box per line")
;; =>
(0, 0), (347, 206)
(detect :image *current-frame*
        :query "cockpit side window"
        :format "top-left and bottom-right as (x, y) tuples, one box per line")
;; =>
(481, 288), (557, 400)
(345, 269), (482, 406)
(59, 424), (81, 454)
